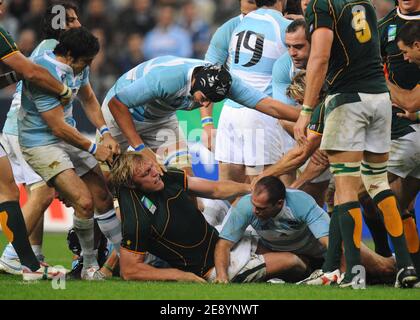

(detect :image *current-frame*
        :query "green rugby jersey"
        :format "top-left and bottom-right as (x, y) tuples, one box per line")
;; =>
(117, 168), (218, 277)
(378, 8), (420, 140)
(0, 26), (18, 60)
(305, 0), (388, 95)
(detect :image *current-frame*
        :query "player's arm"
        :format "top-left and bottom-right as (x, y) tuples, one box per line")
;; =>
(214, 238), (235, 284)
(387, 81), (420, 112)
(40, 106), (112, 162)
(3, 52), (71, 100)
(108, 97), (144, 148)
(294, 28), (333, 145)
(290, 152), (330, 189)
(301, 196), (330, 249)
(252, 132), (322, 188)
(78, 84), (120, 155)
(229, 76), (300, 121)
(187, 176), (251, 200)
(254, 97), (301, 122)
(200, 104), (216, 151)
(120, 248), (206, 282)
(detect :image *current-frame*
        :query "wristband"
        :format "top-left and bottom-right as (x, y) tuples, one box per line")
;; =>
(99, 125), (110, 136)
(132, 143), (145, 152)
(301, 105), (313, 116)
(88, 142), (97, 155)
(59, 85), (72, 99)
(201, 116), (214, 127)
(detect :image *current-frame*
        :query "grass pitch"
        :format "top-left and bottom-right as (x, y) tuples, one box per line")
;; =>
(0, 233), (420, 300)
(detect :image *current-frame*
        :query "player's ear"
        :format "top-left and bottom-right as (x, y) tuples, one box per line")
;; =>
(276, 199), (284, 208)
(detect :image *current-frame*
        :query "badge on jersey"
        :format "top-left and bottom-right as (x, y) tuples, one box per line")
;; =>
(388, 25), (397, 42)
(141, 196), (157, 215)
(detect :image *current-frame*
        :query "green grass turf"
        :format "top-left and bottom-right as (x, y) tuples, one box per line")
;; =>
(1, 233), (420, 300)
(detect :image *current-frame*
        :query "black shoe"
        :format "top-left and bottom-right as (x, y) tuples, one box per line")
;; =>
(395, 266), (418, 288)
(66, 258), (83, 280)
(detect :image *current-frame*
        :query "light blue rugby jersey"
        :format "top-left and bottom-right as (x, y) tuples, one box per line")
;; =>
(220, 189), (330, 257)
(224, 8), (291, 109)
(103, 55), (267, 122)
(3, 39), (59, 136)
(204, 14), (243, 67)
(18, 51), (89, 148)
(272, 53), (300, 105)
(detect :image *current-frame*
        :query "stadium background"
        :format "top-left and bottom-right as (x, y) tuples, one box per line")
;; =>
(0, 0), (418, 237)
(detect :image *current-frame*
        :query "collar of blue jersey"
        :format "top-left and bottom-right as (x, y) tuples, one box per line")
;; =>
(396, 7), (420, 20)
(43, 51), (74, 76)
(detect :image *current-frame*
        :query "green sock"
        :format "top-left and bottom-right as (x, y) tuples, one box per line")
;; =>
(0, 201), (40, 271)
(401, 212), (420, 272)
(322, 207), (342, 272)
(338, 202), (362, 283)
(374, 190), (413, 270)
(359, 193), (392, 257)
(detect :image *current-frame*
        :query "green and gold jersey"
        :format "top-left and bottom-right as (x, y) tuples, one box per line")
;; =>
(305, 0), (388, 95)
(308, 101), (326, 136)
(0, 26), (18, 60)
(117, 168), (218, 277)
(378, 8), (420, 140)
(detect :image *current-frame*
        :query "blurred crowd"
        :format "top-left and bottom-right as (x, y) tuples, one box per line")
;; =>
(0, 0), (396, 100)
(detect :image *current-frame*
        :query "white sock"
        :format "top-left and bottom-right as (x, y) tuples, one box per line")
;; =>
(94, 208), (122, 254)
(31, 245), (43, 260)
(2, 243), (18, 259)
(73, 215), (98, 268)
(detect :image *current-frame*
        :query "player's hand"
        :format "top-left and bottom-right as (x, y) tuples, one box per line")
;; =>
(139, 147), (167, 176)
(294, 113), (311, 146)
(202, 124), (216, 152)
(183, 272), (207, 283)
(311, 149), (329, 166)
(213, 275), (229, 284)
(95, 144), (113, 163)
(102, 133), (121, 157)
(397, 110), (418, 122)
(251, 172), (267, 190)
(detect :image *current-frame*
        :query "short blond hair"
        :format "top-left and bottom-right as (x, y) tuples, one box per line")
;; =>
(286, 70), (327, 104)
(110, 152), (147, 188)
(286, 70), (306, 104)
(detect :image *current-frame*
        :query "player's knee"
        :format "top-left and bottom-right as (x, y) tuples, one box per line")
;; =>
(360, 161), (390, 199)
(75, 193), (94, 217)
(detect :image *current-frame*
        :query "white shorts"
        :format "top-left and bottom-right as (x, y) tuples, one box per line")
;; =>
(388, 125), (420, 179)
(102, 101), (191, 168)
(21, 142), (98, 183)
(321, 92), (392, 153)
(215, 105), (292, 166)
(2, 133), (43, 185)
(206, 232), (266, 283)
